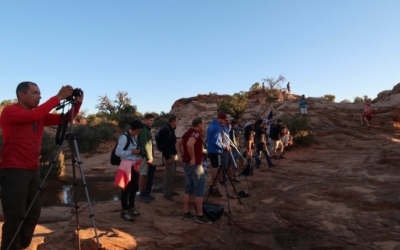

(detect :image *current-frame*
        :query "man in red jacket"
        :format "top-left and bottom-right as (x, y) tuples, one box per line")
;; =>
(0, 81), (83, 250)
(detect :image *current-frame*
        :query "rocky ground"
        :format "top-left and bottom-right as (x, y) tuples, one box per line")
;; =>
(1, 84), (399, 250)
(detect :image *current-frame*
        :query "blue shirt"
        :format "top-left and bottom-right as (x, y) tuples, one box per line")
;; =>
(115, 133), (140, 161)
(206, 119), (224, 154)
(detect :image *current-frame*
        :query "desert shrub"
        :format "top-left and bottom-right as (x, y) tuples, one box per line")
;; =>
(184, 98), (193, 104)
(340, 99), (351, 103)
(265, 89), (283, 103)
(118, 113), (140, 130)
(153, 112), (174, 128)
(74, 123), (116, 153)
(40, 131), (65, 180)
(324, 94), (336, 102)
(281, 114), (314, 147)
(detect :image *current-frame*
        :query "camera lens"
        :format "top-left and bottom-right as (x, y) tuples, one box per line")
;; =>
(72, 88), (82, 97)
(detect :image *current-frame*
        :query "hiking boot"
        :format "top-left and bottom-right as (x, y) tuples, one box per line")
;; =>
(195, 215), (212, 224)
(138, 194), (150, 203)
(171, 191), (180, 196)
(269, 164), (277, 168)
(146, 193), (156, 200)
(129, 207), (140, 217)
(163, 195), (174, 201)
(231, 178), (241, 183)
(120, 210), (135, 222)
(209, 187), (223, 197)
(183, 211), (195, 219)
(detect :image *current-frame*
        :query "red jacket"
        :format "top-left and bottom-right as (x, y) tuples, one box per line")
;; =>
(0, 97), (81, 170)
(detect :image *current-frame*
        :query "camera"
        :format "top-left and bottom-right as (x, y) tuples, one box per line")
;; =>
(66, 88), (83, 101)
(136, 146), (147, 158)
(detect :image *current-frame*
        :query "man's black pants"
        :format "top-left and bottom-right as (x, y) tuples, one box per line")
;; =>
(0, 168), (41, 250)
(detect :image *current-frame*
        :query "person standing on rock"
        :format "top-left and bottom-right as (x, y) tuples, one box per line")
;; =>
(299, 94), (308, 117)
(360, 101), (373, 127)
(0, 82), (83, 250)
(114, 120), (143, 222)
(207, 112), (230, 197)
(137, 113), (155, 203)
(160, 115), (180, 201)
(176, 117), (212, 224)
(287, 82), (291, 94)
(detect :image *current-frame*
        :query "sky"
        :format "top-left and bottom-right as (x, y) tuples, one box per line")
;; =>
(1, 0), (399, 115)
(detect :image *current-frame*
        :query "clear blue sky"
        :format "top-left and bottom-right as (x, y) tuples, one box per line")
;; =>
(1, 0), (399, 115)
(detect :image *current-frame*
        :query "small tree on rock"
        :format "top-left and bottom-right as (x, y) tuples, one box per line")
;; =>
(262, 74), (286, 89)
(324, 94), (336, 102)
(217, 91), (248, 120)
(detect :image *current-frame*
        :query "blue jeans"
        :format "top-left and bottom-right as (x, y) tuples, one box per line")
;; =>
(255, 146), (273, 166)
(184, 163), (206, 197)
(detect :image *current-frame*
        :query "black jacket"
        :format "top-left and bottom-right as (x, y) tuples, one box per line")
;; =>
(160, 124), (177, 160)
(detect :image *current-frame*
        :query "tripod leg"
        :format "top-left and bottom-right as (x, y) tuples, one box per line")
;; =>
(71, 135), (102, 250)
(205, 165), (222, 202)
(70, 136), (82, 250)
(6, 139), (69, 250)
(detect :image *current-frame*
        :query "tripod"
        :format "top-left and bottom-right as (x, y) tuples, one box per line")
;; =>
(7, 100), (102, 250)
(223, 130), (250, 189)
(205, 152), (243, 214)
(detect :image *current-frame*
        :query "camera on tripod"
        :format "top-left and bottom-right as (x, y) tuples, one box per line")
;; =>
(66, 88), (83, 101)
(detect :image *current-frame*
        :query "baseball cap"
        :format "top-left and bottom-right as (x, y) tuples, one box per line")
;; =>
(217, 112), (227, 120)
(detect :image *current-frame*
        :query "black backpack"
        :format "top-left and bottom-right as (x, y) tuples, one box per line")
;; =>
(202, 202), (225, 221)
(269, 124), (280, 140)
(110, 132), (133, 166)
(155, 125), (172, 152)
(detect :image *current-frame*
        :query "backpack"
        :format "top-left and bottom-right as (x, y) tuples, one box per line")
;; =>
(269, 124), (280, 140)
(241, 163), (253, 176)
(110, 133), (132, 166)
(155, 125), (172, 152)
(202, 202), (225, 221)
(195, 202), (225, 221)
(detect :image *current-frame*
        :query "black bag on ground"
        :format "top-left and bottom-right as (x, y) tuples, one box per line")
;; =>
(202, 202), (225, 221)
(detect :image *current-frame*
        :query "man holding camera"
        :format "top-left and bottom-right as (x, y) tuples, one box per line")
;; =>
(0, 82), (83, 250)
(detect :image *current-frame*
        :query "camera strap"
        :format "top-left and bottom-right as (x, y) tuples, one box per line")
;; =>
(55, 109), (70, 145)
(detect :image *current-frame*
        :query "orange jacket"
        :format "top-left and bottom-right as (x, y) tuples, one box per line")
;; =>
(0, 97), (81, 170)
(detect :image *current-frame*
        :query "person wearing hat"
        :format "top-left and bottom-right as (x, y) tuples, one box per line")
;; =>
(114, 119), (144, 222)
(360, 101), (373, 127)
(206, 112), (231, 197)
(299, 95), (308, 117)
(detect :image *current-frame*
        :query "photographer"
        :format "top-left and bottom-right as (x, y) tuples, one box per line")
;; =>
(254, 119), (275, 168)
(114, 120), (144, 222)
(0, 82), (83, 250)
(243, 120), (255, 164)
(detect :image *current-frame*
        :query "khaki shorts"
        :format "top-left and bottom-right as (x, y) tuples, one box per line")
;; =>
(139, 160), (149, 176)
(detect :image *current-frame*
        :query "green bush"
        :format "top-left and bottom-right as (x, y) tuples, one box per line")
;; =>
(280, 114), (314, 147)
(324, 94), (336, 102)
(74, 123), (116, 153)
(40, 131), (64, 180)
(118, 113), (139, 130)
